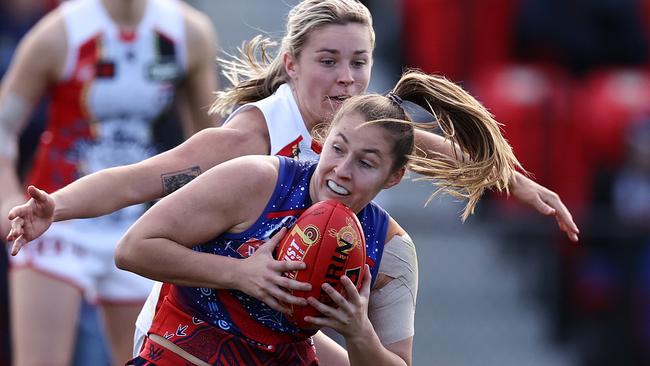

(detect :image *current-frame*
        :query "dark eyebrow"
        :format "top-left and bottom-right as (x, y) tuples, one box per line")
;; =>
(315, 48), (369, 56)
(336, 132), (383, 159)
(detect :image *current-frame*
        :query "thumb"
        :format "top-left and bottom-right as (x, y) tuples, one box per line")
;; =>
(27, 186), (47, 201)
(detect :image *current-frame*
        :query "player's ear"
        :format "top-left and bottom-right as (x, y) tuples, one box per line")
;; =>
(383, 167), (405, 189)
(284, 52), (298, 79)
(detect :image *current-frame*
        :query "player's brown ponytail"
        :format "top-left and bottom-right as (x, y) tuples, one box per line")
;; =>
(390, 70), (521, 220)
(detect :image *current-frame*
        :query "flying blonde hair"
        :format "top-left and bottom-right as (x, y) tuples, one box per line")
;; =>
(319, 70), (522, 221)
(210, 0), (374, 117)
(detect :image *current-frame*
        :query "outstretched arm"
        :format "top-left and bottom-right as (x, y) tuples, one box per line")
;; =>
(7, 186), (54, 255)
(114, 155), (309, 313)
(414, 129), (579, 241)
(508, 171), (579, 241)
(6, 108), (271, 252)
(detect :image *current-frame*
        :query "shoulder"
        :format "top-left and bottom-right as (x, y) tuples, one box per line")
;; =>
(207, 155), (279, 210)
(27, 6), (66, 45)
(189, 155), (279, 209)
(179, 2), (217, 63)
(231, 155), (279, 176)
(16, 7), (67, 74)
(2, 6), (67, 88)
(385, 217), (407, 243)
(227, 106), (267, 131)
(359, 201), (390, 224)
(224, 107), (271, 154)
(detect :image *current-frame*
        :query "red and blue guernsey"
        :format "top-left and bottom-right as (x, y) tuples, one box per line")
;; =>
(148, 157), (389, 363)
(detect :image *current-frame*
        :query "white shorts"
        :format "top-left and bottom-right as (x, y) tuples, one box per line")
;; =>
(133, 281), (164, 356)
(10, 220), (153, 303)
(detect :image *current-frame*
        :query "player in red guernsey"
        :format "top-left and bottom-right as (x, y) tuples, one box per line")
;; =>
(0, 0), (218, 364)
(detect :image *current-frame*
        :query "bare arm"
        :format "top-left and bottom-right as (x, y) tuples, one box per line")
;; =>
(0, 8), (65, 235)
(7, 108), (270, 252)
(306, 266), (409, 366)
(51, 122), (267, 220)
(313, 329), (412, 366)
(308, 220), (417, 365)
(313, 331), (350, 366)
(50, 108), (269, 218)
(114, 155), (309, 312)
(415, 129), (579, 241)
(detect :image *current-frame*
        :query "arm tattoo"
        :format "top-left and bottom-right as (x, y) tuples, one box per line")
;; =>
(161, 166), (202, 196)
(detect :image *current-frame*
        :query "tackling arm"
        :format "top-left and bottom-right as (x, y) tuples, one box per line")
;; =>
(414, 129), (579, 241)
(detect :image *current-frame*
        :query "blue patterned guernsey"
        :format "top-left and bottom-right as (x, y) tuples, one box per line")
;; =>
(166, 156), (389, 346)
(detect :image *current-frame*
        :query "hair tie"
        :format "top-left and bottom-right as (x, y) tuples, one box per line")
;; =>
(386, 92), (403, 106)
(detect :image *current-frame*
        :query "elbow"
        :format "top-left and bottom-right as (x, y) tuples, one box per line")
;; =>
(114, 233), (139, 272)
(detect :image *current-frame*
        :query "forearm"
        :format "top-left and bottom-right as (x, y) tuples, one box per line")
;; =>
(313, 331), (350, 366)
(414, 129), (467, 160)
(115, 235), (239, 289)
(51, 164), (162, 221)
(415, 128), (520, 190)
(0, 158), (26, 233)
(345, 321), (407, 366)
(0, 158), (23, 203)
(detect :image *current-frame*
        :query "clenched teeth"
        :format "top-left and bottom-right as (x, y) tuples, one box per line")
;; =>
(327, 180), (350, 196)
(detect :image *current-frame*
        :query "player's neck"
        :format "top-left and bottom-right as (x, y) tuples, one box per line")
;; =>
(101, 0), (147, 30)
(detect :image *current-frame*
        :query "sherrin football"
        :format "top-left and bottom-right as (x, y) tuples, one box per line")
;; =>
(275, 199), (366, 329)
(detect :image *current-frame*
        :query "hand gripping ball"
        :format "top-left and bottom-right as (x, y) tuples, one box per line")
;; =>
(275, 199), (366, 328)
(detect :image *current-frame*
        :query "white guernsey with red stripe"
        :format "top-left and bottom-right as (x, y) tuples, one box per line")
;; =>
(11, 0), (188, 303)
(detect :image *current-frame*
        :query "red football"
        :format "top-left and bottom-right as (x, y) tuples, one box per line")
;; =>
(275, 199), (366, 329)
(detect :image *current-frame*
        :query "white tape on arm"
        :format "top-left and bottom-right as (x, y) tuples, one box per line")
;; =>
(0, 93), (32, 160)
(368, 234), (419, 345)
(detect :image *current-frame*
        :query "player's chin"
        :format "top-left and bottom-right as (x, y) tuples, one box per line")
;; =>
(319, 104), (340, 119)
(318, 192), (351, 208)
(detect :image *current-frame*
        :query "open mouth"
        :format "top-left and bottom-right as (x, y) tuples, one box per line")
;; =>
(327, 180), (350, 196)
(326, 95), (350, 103)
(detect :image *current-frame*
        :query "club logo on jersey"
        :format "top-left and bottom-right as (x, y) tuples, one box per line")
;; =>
(277, 136), (303, 159)
(236, 238), (264, 258)
(147, 59), (181, 82)
(95, 60), (116, 78)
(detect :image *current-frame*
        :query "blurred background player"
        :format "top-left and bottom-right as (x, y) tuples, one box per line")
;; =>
(0, 0), (218, 365)
(0, 1), (56, 364)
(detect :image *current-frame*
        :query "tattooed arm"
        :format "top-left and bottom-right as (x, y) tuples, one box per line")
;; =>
(7, 109), (271, 253)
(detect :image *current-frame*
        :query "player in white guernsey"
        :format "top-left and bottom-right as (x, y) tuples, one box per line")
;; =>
(0, 0), (218, 364)
(6, 0), (579, 364)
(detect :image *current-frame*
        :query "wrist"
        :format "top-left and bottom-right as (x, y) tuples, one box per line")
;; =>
(345, 318), (377, 346)
(219, 256), (244, 290)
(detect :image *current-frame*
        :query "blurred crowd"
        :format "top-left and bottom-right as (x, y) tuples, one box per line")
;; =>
(1, 0), (649, 365)
(396, 0), (650, 365)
